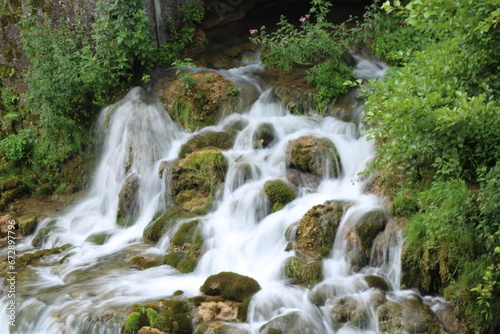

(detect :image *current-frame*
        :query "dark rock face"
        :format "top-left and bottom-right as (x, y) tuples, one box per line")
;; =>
(200, 271), (261, 302)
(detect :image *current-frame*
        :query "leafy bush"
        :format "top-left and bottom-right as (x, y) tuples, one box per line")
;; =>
(306, 58), (355, 110)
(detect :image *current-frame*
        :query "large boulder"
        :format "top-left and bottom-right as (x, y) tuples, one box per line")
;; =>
(117, 173), (140, 227)
(284, 256), (323, 285)
(331, 294), (386, 329)
(294, 200), (351, 262)
(159, 71), (239, 131)
(273, 86), (316, 115)
(171, 149), (228, 214)
(286, 136), (341, 178)
(263, 179), (297, 212)
(200, 272), (261, 303)
(259, 311), (316, 334)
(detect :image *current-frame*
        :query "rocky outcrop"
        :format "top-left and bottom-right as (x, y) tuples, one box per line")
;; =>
(252, 123), (276, 149)
(286, 136), (342, 178)
(284, 200), (351, 285)
(171, 149), (228, 213)
(159, 71), (239, 131)
(273, 86), (316, 115)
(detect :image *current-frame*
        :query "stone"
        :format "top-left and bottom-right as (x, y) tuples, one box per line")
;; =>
(284, 256), (323, 285)
(117, 173), (140, 227)
(252, 123), (276, 149)
(286, 136), (342, 178)
(263, 179), (297, 212)
(0, 214), (16, 238)
(200, 271), (261, 303)
(179, 131), (236, 158)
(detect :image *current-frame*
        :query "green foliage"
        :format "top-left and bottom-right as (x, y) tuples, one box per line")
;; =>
(0, 129), (32, 162)
(123, 312), (141, 334)
(250, 0), (352, 72)
(172, 59), (196, 94)
(306, 59), (355, 110)
(155, 3), (205, 65)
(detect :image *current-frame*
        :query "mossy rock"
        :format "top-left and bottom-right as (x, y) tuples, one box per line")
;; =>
(160, 71), (239, 131)
(123, 300), (193, 334)
(284, 256), (323, 285)
(259, 311), (310, 334)
(85, 232), (112, 245)
(377, 299), (443, 334)
(263, 180), (297, 212)
(31, 219), (59, 248)
(146, 300), (193, 334)
(117, 173), (140, 227)
(354, 209), (389, 257)
(163, 252), (197, 274)
(364, 275), (390, 292)
(223, 118), (248, 132)
(1, 187), (27, 203)
(17, 214), (39, 236)
(331, 296), (370, 327)
(1, 176), (26, 191)
(131, 255), (162, 270)
(179, 131), (236, 159)
(286, 136), (342, 178)
(143, 207), (196, 243)
(294, 200), (350, 262)
(172, 149), (227, 213)
(273, 86), (316, 115)
(253, 123), (276, 149)
(15, 244), (71, 269)
(200, 271), (261, 303)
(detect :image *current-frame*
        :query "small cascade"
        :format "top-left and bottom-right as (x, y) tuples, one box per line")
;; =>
(0, 56), (453, 334)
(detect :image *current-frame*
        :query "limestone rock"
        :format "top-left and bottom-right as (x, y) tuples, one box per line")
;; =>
(286, 136), (342, 178)
(200, 271), (261, 303)
(117, 173), (140, 227)
(263, 179), (297, 212)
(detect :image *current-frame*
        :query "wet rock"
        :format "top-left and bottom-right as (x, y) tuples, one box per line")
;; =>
(159, 71), (239, 131)
(179, 131), (236, 158)
(354, 209), (389, 258)
(131, 255), (162, 270)
(284, 257), (323, 285)
(17, 213), (39, 236)
(197, 300), (240, 322)
(263, 179), (297, 212)
(331, 294), (385, 328)
(171, 149), (228, 214)
(31, 219), (59, 248)
(252, 123), (276, 149)
(286, 136), (342, 178)
(223, 118), (248, 132)
(143, 207), (196, 243)
(273, 86), (316, 115)
(85, 232), (112, 245)
(163, 219), (204, 273)
(0, 213), (16, 237)
(195, 322), (249, 334)
(364, 275), (390, 292)
(285, 170), (321, 188)
(371, 219), (403, 268)
(294, 200), (351, 262)
(377, 297), (445, 333)
(259, 311), (312, 334)
(117, 173), (140, 227)
(200, 271), (261, 303)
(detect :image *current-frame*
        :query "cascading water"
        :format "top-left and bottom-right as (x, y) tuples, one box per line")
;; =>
(1, 55), (451, 334)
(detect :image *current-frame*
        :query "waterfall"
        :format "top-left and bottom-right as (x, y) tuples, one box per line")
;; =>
(0, 57), (450, 333)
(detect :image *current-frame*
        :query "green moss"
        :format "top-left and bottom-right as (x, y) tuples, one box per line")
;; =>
(295, 200), (348, 261)
(85, 232), (111, 245)
(143, 207), (196, 243)
(179, 131), (236, 158)
(200, 271), (261, 302)
(17, 214), (38, 236)
(287, 136), (342, 177)
(164, 252), (186, 268)
(0, 65), (15, 78)
(147, 300), (193, 333)
(284, 257), (323, 285)
(171, 220), (200, 246)
(172, 149), (227, 200)
(364, 275), (390, 292)
(123, 312), (141, 334)
(355, 209), (389, 256)
(264, 180), (297, 212)
(177, 258), (197, 273)
(16, 244), (71, 269)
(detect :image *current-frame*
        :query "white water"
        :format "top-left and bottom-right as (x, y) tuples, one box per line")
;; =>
(1, 58), (446, 333)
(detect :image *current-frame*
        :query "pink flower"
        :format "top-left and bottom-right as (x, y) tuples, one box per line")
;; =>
(249, 29), (258, 35)
(305, 14), (310, 19)
(261, 26), (266, 30)
(299, 17), (306, 23)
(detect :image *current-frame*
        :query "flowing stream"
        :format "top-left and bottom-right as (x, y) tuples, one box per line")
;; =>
(1, 56), (452, 333)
